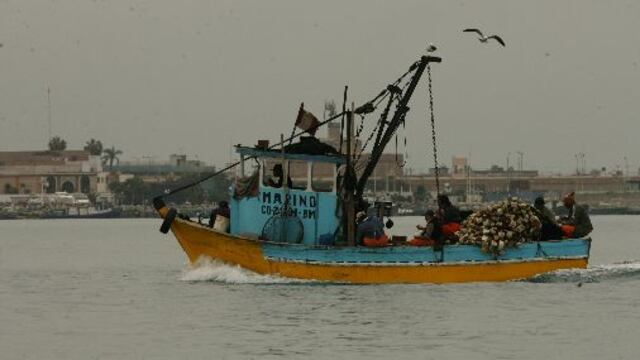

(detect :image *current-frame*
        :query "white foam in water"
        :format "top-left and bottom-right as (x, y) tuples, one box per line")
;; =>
(181, 257), (640, 284)
(530, 260), (640, 283)
(587, 260), (640, 277)
(179, 257), (310, 284)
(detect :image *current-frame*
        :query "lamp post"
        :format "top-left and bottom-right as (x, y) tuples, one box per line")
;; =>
(516, 151), (524, 172)
(624, 156), (629, 193)
(506, 152), (511, 194)
(574, 153), (585, 175)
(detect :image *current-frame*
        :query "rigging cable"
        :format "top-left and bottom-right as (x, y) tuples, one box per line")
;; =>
(354, 92), (394, 163)
(355, 114), (366, 139)
(157, 58), (424, 200)
(426, 62), (445, 259)
(426, 63), (440, 200)
(158, 111), (347, 198)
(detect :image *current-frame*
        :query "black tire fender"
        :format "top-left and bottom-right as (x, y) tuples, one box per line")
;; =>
(160, 208), (178, 234)
(385, 218), (394, 229)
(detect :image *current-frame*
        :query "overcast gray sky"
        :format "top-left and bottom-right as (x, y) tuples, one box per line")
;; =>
(1, 0), (639, 174)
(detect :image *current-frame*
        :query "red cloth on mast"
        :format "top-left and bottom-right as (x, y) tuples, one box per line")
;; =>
(295, 103), (320, 136)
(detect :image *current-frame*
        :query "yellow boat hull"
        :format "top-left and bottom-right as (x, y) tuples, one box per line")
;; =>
(159, 207), (588, 284)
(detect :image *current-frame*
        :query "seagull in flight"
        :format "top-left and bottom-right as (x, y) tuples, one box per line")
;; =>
(463, 28), (505, 47)
(426, 42), (437, 53)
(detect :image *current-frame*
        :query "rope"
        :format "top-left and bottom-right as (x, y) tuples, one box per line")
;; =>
(428, 68), (444, 262)
(403, 119), (408, 166)
(354, 118), (380, 163)
(355, 114), (365, 139)
(427, 64), (440, 201)
(367, 62), (417, 105)
(350, 64), (417, 164)
(536, 242), (549, 258)
(287, 123), (297, 146)
(354, 92), (394, 163)
(395, 133), (400, 166)
(373, 90), (390, 108)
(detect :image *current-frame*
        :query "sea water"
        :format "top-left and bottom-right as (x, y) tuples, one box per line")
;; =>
(1, 216), (639, 359)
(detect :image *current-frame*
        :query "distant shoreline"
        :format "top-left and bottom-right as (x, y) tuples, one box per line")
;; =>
(2, 210), (639, 220)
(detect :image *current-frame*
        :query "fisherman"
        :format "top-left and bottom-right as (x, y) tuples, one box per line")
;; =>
(558, 192), (593, 238)
(208, 200), (231, 232)
(437, 194), (462, 239)
(356, 207), (388, 247)
(408, 209), (443, 246)
(532, 196), (563, 240)
(266, 164), (292, 188)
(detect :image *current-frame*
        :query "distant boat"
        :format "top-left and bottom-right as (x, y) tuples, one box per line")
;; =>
(40, 208), (121, 219)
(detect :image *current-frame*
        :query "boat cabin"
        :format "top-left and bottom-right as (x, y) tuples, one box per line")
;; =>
(230, 140), (346, 245)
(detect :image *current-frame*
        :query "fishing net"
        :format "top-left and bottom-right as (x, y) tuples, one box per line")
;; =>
(457, 198), (541, 255)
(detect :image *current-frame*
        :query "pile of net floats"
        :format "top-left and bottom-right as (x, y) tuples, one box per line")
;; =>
(458, 198), (541, 254)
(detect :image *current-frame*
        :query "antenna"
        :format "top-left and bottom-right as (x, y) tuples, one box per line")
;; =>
(47, 87), (52, 140)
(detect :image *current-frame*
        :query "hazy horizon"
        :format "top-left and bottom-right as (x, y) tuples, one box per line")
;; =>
(1, 1), (639, 175)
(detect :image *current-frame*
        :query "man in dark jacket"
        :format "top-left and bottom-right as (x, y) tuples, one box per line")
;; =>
(559, 192), (593, 238)
(533, 196), (563, 240)
(356, 208), (386, 245)
(437, 195), (461, 239)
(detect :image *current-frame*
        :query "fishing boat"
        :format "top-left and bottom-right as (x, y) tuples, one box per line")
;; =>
(153, 52), (591, 284)
(40, 207), (121, 219)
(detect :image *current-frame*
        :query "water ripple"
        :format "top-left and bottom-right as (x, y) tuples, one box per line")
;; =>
(527, 260), (640, 283)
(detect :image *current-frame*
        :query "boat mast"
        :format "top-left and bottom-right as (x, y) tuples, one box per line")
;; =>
(345, 107), (356, 245)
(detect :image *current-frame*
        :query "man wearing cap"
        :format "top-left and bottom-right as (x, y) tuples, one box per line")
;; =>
(356, 207), (388, 247)
(559, 192), (593, 238)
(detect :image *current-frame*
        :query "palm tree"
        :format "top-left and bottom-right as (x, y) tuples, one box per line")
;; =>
(83, 138), (103, 156)
(48, 136), (67, 152)
(102, 146), (123, 170)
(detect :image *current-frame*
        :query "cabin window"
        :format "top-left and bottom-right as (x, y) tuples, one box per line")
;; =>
(239, 156), (260, 179)
(312, 162), (334, 192)
(237, 156), (247, 178)
(288, 160), (308, 190)
(261, 159), (308, 190)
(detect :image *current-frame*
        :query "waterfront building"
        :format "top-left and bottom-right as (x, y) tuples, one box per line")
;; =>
(112, 154), (214, 184)
(0, 150), (106, 194)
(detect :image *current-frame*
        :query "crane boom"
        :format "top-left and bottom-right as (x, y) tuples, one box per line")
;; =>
(354, 55), (441, 200)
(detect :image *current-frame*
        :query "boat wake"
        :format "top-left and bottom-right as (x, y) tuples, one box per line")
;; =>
(179, 258), (311, 284)
(527, 261), (640, 283)
(178, 258), (640, 285)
